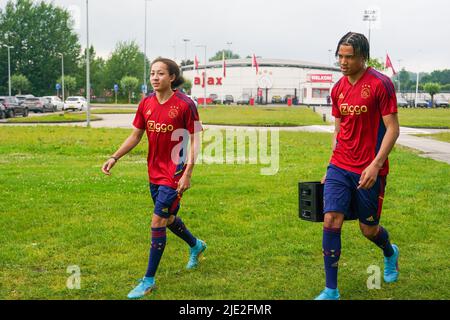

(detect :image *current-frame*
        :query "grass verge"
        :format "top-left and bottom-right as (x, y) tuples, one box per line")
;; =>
(0, 127), (448, 300)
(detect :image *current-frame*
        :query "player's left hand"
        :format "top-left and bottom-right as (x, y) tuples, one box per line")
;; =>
(358, 163), (381, 190)
(177, 174), (191, 195)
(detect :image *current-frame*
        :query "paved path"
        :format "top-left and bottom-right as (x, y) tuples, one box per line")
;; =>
(1, 112), (449, 165)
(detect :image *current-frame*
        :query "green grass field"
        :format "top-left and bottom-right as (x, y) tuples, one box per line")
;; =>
(0, 127), (449, 300)
(198, 106), (327, 126)
(90, 105), (327, 126)
(415, 132), (450, 143)
(398, 108), (450, 128)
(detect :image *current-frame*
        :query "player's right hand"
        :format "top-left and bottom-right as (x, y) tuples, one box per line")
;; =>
(101, 158), (116, 176)
(321, 173), (327, 184)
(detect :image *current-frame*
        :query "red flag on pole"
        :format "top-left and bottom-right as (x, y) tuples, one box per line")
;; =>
(385, 54), (396, 75)
(252, 54), (259, 75)
(194, 55), (199, 74)
(222, 51), (226, 78)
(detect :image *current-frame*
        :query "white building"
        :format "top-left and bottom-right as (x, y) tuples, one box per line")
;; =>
(181, 58), (342, 105)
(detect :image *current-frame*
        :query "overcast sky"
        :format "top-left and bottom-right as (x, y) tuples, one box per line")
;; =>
(2, 0), (450, 72)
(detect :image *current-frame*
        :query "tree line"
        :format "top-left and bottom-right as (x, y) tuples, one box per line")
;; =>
(0, 0), (155, 103)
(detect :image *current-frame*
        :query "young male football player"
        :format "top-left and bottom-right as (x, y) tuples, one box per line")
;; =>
(102, 58), (206, 299)
(315, 32), (400, 300)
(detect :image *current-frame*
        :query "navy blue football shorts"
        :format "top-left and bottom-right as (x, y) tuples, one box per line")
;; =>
(149, 184), (181, 219)
(323, 164), (387, 226)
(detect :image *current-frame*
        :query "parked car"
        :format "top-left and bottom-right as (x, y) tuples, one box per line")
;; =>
(43, 96), (64, 111)
(271, 95), (282, 104)
(223, 95), (234, 105)
(22, 97), (55, 113)
(236, 95), (250, 105)
(0, 96), (28, 118)
(412, 98), (430, 108)
(397, 96), (409, 108)
(434, 96), (449, 108)
(64, 96), (87, 111)
(209, 94), (219, 104)
(16, 94), (35, 106)
(0, 101), (6, 119)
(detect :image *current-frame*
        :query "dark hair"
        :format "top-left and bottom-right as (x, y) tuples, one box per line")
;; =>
(335, 32), (370, 61)
(151, 57), (185, 89)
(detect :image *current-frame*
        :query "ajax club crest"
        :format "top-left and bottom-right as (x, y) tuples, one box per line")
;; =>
(168, 105), (179, 119)
(361, 84), (371, 99)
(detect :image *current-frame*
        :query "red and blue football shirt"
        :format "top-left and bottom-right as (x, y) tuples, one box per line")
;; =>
(330, 67), (398, 176)
(133, 90), (202, 189)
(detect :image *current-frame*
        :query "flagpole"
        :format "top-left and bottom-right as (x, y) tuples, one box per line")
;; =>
(196, 45), (207, 107)
(415, 71), (419, 108)
(221, 51), (224, 104)
(204, 46), (207, 107)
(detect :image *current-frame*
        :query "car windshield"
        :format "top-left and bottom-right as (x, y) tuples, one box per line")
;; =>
(67, 98), (79, 101)
(26, 98), (39, 101)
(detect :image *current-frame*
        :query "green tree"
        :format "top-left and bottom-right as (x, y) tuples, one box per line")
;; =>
(11, 74), (30, 94)
(181, 79), (192, 94)
(180, 59), (194, 67)
(423, 82), (441, 105)
(396, 68), (411, 91)
(57, 75), (77, 97)
(120, 76), (139, 103)
(209, 50), (240, 61)
(367, 58), (385, 71)
(0, 0), (81, 96)
(421, 69), (450, 85)
(77, 46), (106, 97)
(104, 41), (147, 98)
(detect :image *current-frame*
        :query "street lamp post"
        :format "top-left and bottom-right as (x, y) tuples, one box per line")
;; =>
(196, 45), (207, 107)
(144, 0), (152, 94)
(2, 45), (14, 96)
(86, 0), (91, 127)
(58, 53), (65, 101)
(415, 71), (420, 108)
(226, 42), (232, 59)
(182, 39), (190, 65)
(363, 9), (377, 48)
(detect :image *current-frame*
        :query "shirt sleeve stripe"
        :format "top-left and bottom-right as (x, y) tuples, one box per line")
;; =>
(368, 69), (395, 97)
(175, 91), (199, 119)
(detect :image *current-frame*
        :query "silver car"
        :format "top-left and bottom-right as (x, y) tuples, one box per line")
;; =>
(398, 97), (409, 108)
(43, 96), (64, 111)
(434, 96), (449, 108)
(22, 97), (55, 113)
